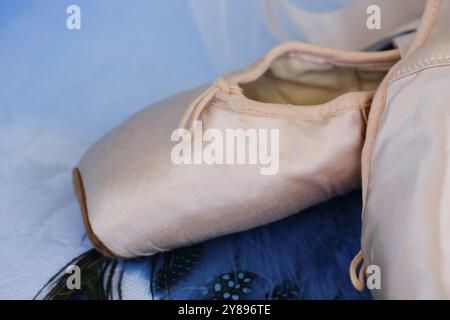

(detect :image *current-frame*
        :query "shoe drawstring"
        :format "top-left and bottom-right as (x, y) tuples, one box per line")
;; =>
(350, 250), (367, 291)
(179, 78), (242, 133)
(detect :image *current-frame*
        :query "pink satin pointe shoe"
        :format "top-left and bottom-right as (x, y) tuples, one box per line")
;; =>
(74, 41), (399, 259)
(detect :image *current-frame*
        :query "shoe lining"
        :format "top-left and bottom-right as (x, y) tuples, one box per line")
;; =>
(240, 56), (391, 106)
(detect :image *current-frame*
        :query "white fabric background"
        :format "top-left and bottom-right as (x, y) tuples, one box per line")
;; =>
(0, 0), (354, 299)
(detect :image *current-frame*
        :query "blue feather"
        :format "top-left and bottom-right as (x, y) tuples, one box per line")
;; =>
(38, 190), (371, 300)
(157, 190), (371, 300)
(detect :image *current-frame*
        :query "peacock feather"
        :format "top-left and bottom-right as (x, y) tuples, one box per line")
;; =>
(36, 190), (372, 300)
(200, 271), (259, 300)
(34, 249), (125, 300)
(151, 244), (204, 298)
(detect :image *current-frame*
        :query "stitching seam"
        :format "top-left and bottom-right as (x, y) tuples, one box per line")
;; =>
(212, 100), (371, 121)
(363, 0), (441, 215)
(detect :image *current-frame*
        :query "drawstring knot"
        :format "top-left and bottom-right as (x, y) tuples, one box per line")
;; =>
(179, 78), (242, 133)
(213, 78), (241, 94)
